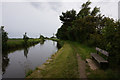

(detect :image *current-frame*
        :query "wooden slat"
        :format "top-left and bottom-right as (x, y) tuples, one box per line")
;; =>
(91, 53), (108, 63)
(96, 47), (109, 56)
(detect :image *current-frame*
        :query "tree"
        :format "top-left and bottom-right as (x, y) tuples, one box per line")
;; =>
(1, 26), (8, 50)
(56, 0), (120, 68)
(91, 7), (100, 16)
(39, 34), (44, 39)
(57, 9), (77, 40)
(102, 19), (120, 67)
(23, 32), (29, 44)
(39, 34), (45, 44)
(60, 9), (77, 24)
(77, 0), (91, 18)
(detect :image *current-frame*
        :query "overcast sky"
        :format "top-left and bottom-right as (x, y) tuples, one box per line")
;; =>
(0, 0), (120, 38)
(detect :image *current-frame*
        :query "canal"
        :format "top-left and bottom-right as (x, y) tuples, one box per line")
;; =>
(2, 40), (58, 78)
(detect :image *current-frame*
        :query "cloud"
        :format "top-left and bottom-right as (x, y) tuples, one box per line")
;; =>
(29, 2), (62, 13)
(47, 2), (62, 12)
(30, 2), (41, 8)
(29, 1), (119, 20)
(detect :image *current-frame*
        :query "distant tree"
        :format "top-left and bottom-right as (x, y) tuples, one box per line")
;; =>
(23, 32), (29, 44)
(39, 34), (45, 44)
(39, 34), (44, 39)
(1, 26), (8, 49)
(51, 33), (55, 38)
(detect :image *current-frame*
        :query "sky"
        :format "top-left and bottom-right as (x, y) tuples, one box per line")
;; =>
(118, 1), (120, 19)
(0, 0), (120, 38)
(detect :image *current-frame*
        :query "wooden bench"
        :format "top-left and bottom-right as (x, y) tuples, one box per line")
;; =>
(91, 47), (109, 69)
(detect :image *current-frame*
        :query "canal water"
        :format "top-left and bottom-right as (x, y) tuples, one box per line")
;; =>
(2, 40), (58, 78)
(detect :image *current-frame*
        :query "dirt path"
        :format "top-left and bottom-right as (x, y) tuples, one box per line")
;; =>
(70, 43), (87, 78)
(77, 53), (87, 78)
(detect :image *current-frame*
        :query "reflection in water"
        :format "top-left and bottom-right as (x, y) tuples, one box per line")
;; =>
(24, 47), (29, 58)
(53, 41), (55, 46)
(2, 40), (58, 78)
(2, 53), (9, 75)
(57, 42), (62, 49)
(40, 39), (45, 45)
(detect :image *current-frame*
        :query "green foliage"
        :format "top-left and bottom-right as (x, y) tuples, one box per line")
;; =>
(60, 9), (77, 23)
(91, 7), (100, 16)
(56, 0), (101, 42)
(1, 26), (8, 50)
(77, 0), (91, 18)
(56, 0), (120, 67)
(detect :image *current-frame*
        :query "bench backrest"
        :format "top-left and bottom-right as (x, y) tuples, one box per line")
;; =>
(96, 47), (109, 57)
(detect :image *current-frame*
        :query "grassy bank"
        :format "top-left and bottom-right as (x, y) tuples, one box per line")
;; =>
(5, 39), (41, 53)
(27, 41), (95, 78)
(69, 41), (96, 60)
(47, 38), (59, 42)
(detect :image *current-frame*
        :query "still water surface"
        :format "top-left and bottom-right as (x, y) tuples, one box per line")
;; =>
(2, 40), (58, 78)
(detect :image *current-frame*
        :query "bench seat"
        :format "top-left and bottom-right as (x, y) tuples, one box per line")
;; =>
(91, 53), (108, 64)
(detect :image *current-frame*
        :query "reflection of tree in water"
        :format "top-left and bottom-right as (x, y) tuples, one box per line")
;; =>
(24, 47), (29, 58)
(40, 39), (45, 45)
(57, 42), (61, 49)
(53, 41), (55, 46)
(2, 52), (9, 75)
(23, 41), (29, 58)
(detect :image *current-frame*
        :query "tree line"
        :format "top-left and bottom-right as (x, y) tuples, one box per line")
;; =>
(56, 1), (120, 68)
